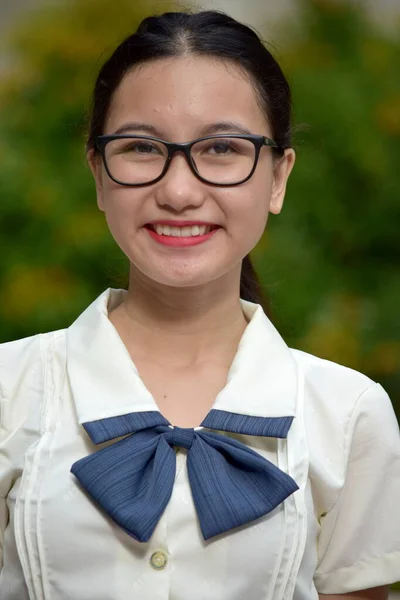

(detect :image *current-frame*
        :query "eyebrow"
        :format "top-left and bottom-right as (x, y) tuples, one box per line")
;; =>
(113, 122), (161, 136)
(201, 121), (253, 136)
(112, 120), (253, 137)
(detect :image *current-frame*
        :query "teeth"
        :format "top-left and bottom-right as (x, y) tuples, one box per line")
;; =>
(181, 226), (192, 236)
(153, 224), (213, 237)
(155, 224), (171, 236)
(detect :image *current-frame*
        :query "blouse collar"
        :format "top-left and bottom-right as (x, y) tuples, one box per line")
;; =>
(66, 288), (298, 427)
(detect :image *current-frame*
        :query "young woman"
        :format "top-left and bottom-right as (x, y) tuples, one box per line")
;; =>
(0, 10), (399, 600)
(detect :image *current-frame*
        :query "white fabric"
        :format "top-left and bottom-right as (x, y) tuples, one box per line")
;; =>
(0, 288), (399, 600)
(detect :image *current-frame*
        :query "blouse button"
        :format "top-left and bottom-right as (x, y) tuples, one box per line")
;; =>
(150, 550), (168, 570)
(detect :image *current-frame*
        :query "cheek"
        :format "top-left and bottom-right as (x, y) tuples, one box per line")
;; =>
(100, 187), (143, 250)
(225, 179), (272, 242)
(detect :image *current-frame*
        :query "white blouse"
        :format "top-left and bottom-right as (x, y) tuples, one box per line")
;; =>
(0, 288), (399, 600)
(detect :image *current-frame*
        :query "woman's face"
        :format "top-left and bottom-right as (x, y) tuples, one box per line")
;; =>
(89, 56), (295, 289)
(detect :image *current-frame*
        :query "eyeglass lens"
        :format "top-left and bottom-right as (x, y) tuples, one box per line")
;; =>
(104, 137), (257, 185)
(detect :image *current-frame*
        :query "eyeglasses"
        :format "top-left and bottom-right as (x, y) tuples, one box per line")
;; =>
(95, 134), (284, 187)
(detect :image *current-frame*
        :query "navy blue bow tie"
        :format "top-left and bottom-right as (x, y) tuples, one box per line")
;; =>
(71, 409), (299, 542)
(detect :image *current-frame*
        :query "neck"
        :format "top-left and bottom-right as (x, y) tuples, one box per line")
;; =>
(108, 267), (249, 370)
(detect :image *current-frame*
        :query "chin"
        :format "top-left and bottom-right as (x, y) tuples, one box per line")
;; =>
(137, 263), (229, 290)
(129, 249), (241, 290)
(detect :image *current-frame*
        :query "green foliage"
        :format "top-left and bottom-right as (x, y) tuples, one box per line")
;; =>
(253, 0), (400, 410)
(0, 0), (176, 338)
(0, 0), (399, 416)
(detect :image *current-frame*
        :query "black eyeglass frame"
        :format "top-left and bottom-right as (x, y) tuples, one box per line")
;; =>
(95, 133), (285, 187)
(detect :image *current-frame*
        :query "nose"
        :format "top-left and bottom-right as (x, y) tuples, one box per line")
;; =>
(154, 151), (206, 211)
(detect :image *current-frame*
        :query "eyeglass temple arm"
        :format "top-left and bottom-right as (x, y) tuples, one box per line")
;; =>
(263, 136), (285, 151)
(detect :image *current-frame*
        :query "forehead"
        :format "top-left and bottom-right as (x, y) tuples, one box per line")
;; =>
(105, 56), (270, 136)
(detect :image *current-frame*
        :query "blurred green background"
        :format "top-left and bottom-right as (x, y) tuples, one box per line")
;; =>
(0, 0), (399, 400)
(0, 0), (399, 405)
(0, 0), (399, 591)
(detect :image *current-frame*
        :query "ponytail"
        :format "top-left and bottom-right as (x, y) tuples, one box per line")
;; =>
(240, 255), (271, 317)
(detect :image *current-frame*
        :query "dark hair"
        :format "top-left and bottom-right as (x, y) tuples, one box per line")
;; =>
(86, 10), (292, 311)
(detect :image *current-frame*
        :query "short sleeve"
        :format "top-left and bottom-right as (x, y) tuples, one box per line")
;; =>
(314, 382), (400, 594)
(0, 334), (43, 570)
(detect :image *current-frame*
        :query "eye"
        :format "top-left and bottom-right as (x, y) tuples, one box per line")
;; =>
(206, 141), (237, 155)
(125, 141), (162, 154)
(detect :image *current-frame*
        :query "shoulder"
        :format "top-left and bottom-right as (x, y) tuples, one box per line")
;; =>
(291, 346), (397, 430)
(0, 332), (44, 362)
(0, 334), (43, 395)
(290, 349), (398, 511)
(289, 347), (394, 443)
(290, 347), (375, 406)
(0, 329), (67, 368)
(0, 330), (61, 383)
(0, 330), (66, 433)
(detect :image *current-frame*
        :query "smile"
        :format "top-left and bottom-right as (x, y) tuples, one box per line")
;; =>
(144, 224), (221, 247)
(147, 224), (219, 237)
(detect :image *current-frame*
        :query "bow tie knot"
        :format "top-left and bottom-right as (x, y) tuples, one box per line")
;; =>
(170, 426), (196, 450)
(154, 424), (196, 450)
